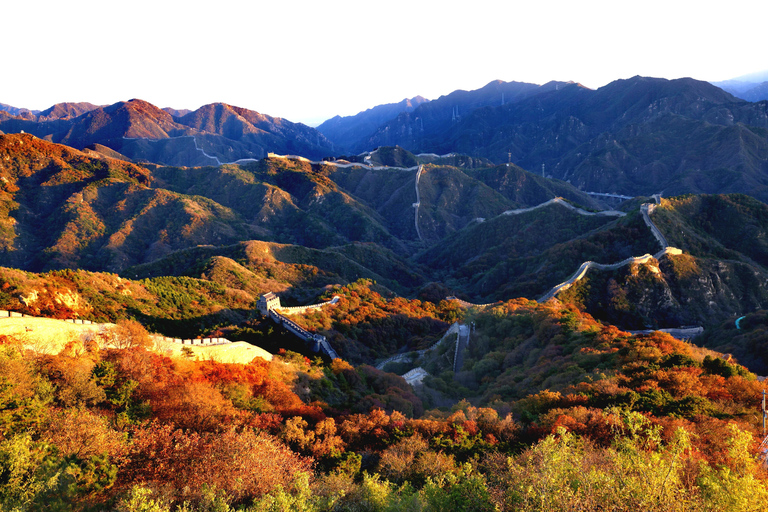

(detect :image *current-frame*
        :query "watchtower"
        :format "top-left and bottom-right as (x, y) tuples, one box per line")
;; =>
(257, 292), (281, 316)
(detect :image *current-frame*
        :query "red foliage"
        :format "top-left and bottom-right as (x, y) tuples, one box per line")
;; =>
(122, 422), (312, 505)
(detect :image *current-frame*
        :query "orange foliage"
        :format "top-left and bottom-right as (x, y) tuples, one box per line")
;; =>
(338, 408), (393, 450)
(123, 422), (312, 505)
(652, 367), (705, 398)
(42, 408), (127, 461)
(539, 406), (617, 446)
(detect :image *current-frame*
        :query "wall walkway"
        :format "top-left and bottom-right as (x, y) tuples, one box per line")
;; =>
(260, 294), (340, 360)
(446, 197), (701, 339)
(0, 310), (233, 346)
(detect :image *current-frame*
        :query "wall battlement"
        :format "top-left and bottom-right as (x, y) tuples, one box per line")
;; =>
(0, 310), (233, 346)
(259, 293), (340, 360)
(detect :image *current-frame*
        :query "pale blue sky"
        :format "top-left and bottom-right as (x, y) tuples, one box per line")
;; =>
(4, 0), (767, 126)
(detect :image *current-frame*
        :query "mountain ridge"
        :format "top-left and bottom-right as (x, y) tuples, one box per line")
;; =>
(0, 99), (338, 167)
(317, 95), (429, 151)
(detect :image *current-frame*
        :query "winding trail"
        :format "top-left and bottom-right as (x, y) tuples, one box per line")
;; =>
(447, 197), (701, 339)
(414, 165), (424, 241)
(502, 197), (626, 218)
(641, 203), (669, 249)
(536, 200), (676, 302)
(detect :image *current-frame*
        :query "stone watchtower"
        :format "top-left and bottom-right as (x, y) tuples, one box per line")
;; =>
(257, 292), (281, 316)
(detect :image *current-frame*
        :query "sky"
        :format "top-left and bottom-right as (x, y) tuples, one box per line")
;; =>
(4, 0), (768, 126)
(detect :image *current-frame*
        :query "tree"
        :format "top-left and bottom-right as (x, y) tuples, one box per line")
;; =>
(100, 319), (152, 350)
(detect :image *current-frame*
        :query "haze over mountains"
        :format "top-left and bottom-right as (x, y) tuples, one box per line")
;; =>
(712, 69), (768, 102)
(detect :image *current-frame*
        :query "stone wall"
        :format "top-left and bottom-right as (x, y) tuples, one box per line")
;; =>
(276, 295), (340, 316)
(0, 310), (233, 346)
(268, 309), (339, 360)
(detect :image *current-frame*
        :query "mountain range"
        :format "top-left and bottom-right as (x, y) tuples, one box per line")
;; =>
(6, 65), (768, 511)
(316, 95), (429, 151)
(3, 73), (768, 335)
(352, 77), (768, 200)
(712, 69), (768, 102)
(0, 99), (336, 166)
(5, 75), (768, 204)
(3, 129), (768, 344)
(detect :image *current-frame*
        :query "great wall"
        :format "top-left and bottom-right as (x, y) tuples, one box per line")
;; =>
(257, 292), (340, 360)
(413, 165), (424, 241)
(0, 309), (233, 346)
(375, 321), (475, 386)
(536, 246), (683, 302)
(536, 196), (678, 302)
(443, 196), (681, 306)
(4, 146), (704, 378)
(392, 195), (705, 390)
(0, 309), (275, 364)
(502, 197), (626, 218)
(442, 194), (682, 305)
(447, 196), (702, 341)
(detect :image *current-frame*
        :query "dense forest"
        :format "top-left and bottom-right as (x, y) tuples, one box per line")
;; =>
(2, 292), (767, 511)
(1, 118), (768, 510)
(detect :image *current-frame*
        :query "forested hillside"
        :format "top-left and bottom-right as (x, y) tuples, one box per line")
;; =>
(1, 121), (768, 510)
(1, 295), (766, 510)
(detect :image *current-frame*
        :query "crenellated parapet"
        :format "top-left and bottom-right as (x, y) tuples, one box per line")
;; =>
(259, 293), (340, 360)
(0, 310), (233, 346)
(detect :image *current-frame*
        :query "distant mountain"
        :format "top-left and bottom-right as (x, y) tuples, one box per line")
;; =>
(714, 81), (768, 102)
(0, 102), (100, 120)
(712, 69), (768, 101)
(0, 99), (337, 166)
(317, 96), (429, 151)
(163, 107), (193, 118)
(354, 80), (571, 153)
(740, 82), (768, 102)
(38, 102), (101, 120)
(361, 76), (768, 201)
(0, 102), (39, 117)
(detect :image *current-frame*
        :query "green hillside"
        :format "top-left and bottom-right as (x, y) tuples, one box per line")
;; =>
(556, 195), (768, 329)
(419, 203), (657, 300)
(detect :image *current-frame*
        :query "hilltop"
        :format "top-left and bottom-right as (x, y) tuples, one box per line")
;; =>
(5, 76), (768, 206)
(317, 95), (429, 151)
(359, 77), (768, 201)
(0, 99), (336, 166)
(557, 194), (768, 329)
